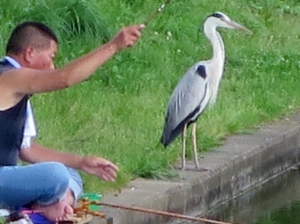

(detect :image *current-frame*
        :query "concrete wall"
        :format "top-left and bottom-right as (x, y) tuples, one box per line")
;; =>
(92, 113), (300, 224)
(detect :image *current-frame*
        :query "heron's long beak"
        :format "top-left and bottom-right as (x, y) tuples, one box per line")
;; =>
(227, 20), (252, 34)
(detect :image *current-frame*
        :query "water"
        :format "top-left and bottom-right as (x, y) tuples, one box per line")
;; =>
(181, 168), (300, 224)
(209, 168), (300, 224)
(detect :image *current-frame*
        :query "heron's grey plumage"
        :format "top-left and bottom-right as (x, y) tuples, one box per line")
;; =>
(161, 63), (210, 146)
(160, 12), (251, 170)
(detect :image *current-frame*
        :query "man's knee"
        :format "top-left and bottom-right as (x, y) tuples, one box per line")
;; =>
(36, 162), (70, 205)
(42, 162), (70, 190)
(67, 168), (83, 202)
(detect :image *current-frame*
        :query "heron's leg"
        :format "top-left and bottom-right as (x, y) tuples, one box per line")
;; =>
(191, 122), (200, 169)
(181, 124), (187, 170)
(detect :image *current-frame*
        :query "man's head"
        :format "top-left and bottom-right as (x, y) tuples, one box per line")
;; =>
(6, 21), (58, 70)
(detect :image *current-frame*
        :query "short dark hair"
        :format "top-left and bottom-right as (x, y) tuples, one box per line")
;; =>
(6, 21), (59, 54)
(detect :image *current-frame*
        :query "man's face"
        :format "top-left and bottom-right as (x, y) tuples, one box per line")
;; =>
(28, 40), (57, 70)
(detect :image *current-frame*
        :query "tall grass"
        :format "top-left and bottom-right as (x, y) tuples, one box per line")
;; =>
(1, 0), (300, 192)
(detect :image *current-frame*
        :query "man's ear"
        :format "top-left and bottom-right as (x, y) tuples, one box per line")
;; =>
(23, 46), (35, 64)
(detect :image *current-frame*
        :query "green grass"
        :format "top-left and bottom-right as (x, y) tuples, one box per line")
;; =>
(1, 0), (300, 193)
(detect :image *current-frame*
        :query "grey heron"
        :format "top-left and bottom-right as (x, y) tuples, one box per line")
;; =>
(160, 12), (251, 170)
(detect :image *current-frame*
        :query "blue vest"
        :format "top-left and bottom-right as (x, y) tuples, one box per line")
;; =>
(0, 59), (28, 166)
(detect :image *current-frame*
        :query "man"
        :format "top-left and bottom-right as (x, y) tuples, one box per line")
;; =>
(0, 21), (144, 222)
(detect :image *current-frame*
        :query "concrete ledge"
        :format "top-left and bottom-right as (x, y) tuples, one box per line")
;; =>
(91, 113), (300, 224)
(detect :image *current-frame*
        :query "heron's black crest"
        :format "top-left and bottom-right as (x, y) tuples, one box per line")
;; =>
(203, 12), (224, 27)
(196, 65), (206, 79)
(210, 12), (224, 19)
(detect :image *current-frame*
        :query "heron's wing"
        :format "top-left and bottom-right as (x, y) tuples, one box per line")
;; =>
(161, 63), (211, 146)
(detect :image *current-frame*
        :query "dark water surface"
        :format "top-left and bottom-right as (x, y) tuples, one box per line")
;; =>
(181, 168), (300, 224)
(209, 168), (300, 224)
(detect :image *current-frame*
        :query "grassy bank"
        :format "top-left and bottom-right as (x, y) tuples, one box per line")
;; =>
(1, 0), (300, 193)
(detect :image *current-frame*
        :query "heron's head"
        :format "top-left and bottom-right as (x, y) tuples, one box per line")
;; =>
(203, 12), (252, 34)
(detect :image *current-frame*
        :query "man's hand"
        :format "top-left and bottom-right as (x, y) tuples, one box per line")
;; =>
(111, 24), (145, 51)
(20, 142), (119, 182)
(80, 156), (119, 181)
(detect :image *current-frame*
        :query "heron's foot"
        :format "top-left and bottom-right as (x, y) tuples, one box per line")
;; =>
(184, 166), (209, 172)
(175, 164), (216, 174)
(184, 166), (217, 174)
(177, 165), (207, 172)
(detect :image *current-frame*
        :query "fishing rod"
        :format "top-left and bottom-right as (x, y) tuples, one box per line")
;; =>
(77, 198), (235, 224)
(98, 201), (234, 224)
(144, 0), (172, 25)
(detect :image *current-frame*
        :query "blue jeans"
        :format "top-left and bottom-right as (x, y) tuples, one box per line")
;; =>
(0, 162), (83, 209)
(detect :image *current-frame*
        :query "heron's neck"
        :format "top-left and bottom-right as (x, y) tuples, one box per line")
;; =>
(204, 26), (225, 103)
(205, 27), (225, 69)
